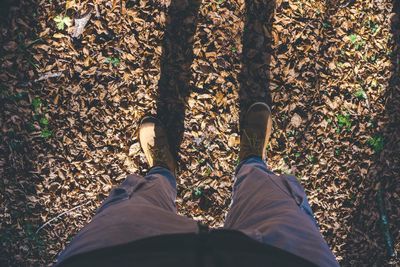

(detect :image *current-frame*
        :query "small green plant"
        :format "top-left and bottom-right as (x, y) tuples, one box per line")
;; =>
(336, 113), (352, 132)
(32, 97), (42, 110)
(41, 128), (53, 138)
(368, 135), (384, 153)
(54, 15), (72, 30)
(354, 89), (367, 100)
(367, 20), (379, 34)
(31, 98), (52, 139)
(39, 117), (49, 127)
(105, 57), (121, 67)
(306, 154), (317, 164)
(348, 34), (365, 50)
(231, 46), (237, 53)
(322, 21), (331, 29)
(215, 0), (225, 4)
(192, 187), (203, 199)
(349, 34), (358, 44)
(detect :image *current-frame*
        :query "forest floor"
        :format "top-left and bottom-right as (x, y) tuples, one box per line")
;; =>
(1, 0), (399, 266)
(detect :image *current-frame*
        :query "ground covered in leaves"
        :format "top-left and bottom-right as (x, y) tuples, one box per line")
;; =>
(1, 0), (399, 266)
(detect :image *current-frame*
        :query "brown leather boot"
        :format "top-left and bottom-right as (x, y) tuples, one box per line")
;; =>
(138, 116), (177, 175)
(239, 102), (272, 161)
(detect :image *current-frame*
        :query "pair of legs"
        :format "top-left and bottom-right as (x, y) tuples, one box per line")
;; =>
(57, 103), (339, 267)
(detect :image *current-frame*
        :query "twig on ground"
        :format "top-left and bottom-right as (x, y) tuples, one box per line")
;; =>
(34, 72), (62, 82)
(36, 200), (93, 234)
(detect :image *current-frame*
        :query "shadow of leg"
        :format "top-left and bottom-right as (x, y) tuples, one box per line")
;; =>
(156, 0), (201, 160)
(239, 0), (276, 127)
(344, 1), (400, 265)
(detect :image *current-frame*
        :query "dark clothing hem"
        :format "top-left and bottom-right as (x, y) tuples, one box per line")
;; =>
(57, 230), (317, 267)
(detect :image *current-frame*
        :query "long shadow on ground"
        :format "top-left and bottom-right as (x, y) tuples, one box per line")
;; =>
(343, 1), (400, 265)
(238, 0), (276, 126)
(156, 0), (201, 159)
(0, 0), (50, 265)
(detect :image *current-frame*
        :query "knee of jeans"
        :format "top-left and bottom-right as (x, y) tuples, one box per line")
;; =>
(97, 188), (129, 213)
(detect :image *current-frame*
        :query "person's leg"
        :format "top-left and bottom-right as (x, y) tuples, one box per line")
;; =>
(57, 168), (198, 263)
(98, 166), (177, 214)
(224, 157), (339, 267)
(224, 102), (339, 267)
(57, 116), (199, 263)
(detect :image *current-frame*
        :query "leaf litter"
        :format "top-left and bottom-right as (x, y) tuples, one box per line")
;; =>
(0, 0), (399, 266)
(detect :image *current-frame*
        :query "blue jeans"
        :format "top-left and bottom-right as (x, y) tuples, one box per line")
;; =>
(57, 157), (339, 267)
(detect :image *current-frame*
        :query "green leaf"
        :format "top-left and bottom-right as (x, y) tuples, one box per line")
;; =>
(32, 97), (42, 110)
(192, 187), (203, 198)
(54, 15), (72, 30)
(105, 57), (121, 67)
(367, 135), (384, 153)
(337, 113), (352, 131)
(354, 89), (367, 100)
(41, 129), (52, 138)
(39, 117), (49, 127)
(349, 34), (358, 44)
